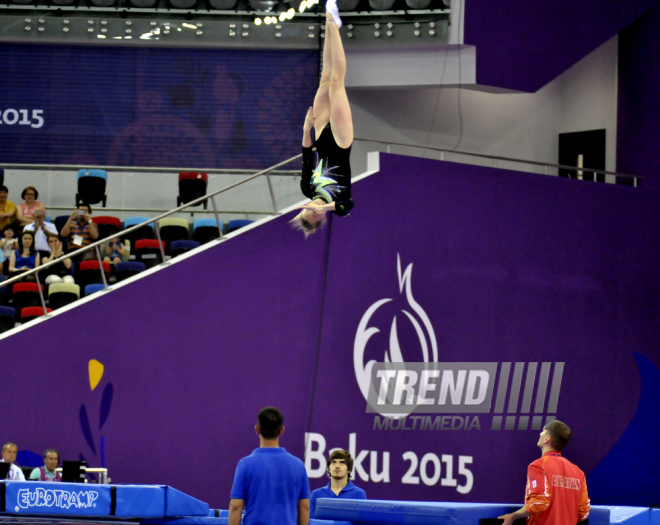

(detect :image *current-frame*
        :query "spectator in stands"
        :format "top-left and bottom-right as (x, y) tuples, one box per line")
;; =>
(9, 230), (40, 280)
(1, 442), (25, 481)
(42, 234), (74, 284)
(0, 225), (17, 280)
(29, 449), (61, 482)
(0, 185), (16, 231)
(24, 210), (58, 259)
(103, 236), (125, 265)
(61, 204), (99, 262)
(309, 450), (366, 518)
(0, 225), (17, 260)
(16, 186), (46, 226)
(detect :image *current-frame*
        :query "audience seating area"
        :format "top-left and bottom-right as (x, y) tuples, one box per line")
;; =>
(0, 177), (255, 334)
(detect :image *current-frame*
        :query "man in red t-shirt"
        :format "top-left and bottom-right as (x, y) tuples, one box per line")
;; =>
(499, 420), (590, 525)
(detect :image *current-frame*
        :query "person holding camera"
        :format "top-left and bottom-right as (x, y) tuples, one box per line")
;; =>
(103, 236), (125, 265)
(61, 204), (99, 262)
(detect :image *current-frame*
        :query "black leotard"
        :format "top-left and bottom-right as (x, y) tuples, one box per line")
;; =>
(301, 124), (353, 216)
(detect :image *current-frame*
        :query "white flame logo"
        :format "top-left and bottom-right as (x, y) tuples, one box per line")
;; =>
(353, 254), (438, 413)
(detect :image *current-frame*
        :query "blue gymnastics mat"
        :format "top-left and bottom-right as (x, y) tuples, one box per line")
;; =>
(0, 481), (209, 518)
(314, 499), (611, 525)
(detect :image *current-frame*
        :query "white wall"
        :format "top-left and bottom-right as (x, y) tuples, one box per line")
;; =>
(349, 34), (619, 182)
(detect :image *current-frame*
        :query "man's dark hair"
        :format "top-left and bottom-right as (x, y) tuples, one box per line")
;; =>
(78, 203), (92, 214)
(326, 449), (353, 478)
(0, 185), (8, 193)
(544, 420), (571, 451)
(257, 407), (284, 439)
(43, 449), (59, 462)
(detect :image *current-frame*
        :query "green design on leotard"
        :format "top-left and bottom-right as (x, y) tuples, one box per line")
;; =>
(310, 158), (345, 203)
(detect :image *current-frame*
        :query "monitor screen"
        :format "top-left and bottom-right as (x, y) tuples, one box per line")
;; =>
(61, 460), (87, 483)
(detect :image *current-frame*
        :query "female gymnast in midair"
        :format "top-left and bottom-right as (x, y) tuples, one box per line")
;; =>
(291, 0), (354, 236)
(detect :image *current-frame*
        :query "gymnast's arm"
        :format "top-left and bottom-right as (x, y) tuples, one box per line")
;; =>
(297, 498), (310, 525)
(227, 499), (244, 525)
(301, 108), (316, 199)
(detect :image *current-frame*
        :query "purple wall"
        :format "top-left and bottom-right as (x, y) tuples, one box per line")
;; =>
(464, 0), (657, 92)
(3, 154), (660, 508)
(617, 6), (660, 190)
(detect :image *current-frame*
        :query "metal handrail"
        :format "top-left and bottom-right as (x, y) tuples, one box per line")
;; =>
(45, 206), (273, 216)
(0, 162), (300, 176)
(353, 138), (642, 180)
(0, 154), (302, 318)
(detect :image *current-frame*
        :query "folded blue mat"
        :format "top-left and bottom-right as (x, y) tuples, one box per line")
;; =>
(315, 499), (611, 525)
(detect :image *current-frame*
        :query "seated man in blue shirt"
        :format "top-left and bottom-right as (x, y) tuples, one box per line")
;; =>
(310, 449), (367, 518)
(229, 407), (310, 525)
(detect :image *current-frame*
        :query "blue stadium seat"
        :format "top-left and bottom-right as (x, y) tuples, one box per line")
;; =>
(228, 220), (254, 233)
(0, 305), (16, 334)
(54, 215), (70, 234)
(115, 261), (146, 282)
(193, 218), (222, 244)
(85, 284), (105, 296)
(171, 240), (200, 258)
(77, 169), (107, 207)
(123, 217), (155, 248)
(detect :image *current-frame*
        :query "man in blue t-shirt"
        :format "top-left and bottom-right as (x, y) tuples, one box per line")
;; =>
(310, 449), (367, 518)
(229, 407), (310, 525)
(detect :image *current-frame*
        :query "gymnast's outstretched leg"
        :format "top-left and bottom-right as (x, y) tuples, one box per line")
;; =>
(325, 5), (353, 149)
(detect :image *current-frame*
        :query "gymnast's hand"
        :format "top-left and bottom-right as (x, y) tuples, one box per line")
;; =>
(303, 107), (316, 133)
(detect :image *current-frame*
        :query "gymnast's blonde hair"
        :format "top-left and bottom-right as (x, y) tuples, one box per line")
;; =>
(289, 212), (325, 239)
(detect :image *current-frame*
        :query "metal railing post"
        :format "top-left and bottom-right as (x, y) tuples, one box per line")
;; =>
(34, 271), (49, 317)
(94, 246), (109, 290)
(211, 196), (224, 240)
(154, 222), (168, 264)
(265, 171), (278, 214)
